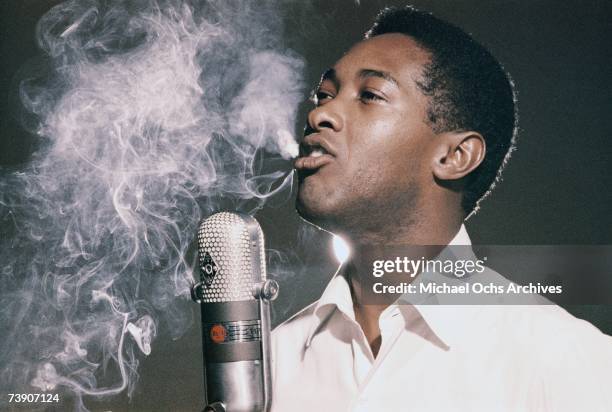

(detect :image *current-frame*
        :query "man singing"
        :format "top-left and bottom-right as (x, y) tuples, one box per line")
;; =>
(271, 6), (612, 412)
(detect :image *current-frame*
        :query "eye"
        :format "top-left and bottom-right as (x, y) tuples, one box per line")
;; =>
(310, 90), (334, 106)
(360, 90), (385, 103)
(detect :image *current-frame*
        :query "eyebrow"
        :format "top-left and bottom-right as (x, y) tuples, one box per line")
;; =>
(358, 69), (399, 88)
(320, 68), (399, 88)
(320, 68), (337, 86)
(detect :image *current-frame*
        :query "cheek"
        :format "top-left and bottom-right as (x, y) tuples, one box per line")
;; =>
(352, 138), (433, 209)
(350, 119), (430, 179)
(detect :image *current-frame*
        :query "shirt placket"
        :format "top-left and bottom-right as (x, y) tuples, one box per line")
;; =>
(350, 307), (405, 412)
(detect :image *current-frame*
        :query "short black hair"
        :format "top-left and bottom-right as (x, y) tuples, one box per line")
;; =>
(366, 6), (517, 216)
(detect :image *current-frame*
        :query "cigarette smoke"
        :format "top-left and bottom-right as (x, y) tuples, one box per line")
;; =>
(0, 0), (304, 409)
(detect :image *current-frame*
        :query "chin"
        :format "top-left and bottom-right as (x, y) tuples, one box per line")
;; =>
(296, 188), (333, 231)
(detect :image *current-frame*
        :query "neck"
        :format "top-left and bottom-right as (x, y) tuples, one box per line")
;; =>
(336, 188), (465, 245)
(341, 207), (464, 358)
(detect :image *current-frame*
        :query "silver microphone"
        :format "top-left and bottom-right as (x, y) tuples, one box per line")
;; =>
(191, 212), (279, 412)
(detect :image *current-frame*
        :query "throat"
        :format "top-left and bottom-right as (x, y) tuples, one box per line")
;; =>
(366, 328), (382, 359)
(348, 263), (388, 359)
(353, 301), (385, 359)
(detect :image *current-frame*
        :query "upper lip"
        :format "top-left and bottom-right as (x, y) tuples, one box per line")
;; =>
(299, 134), (337, 158)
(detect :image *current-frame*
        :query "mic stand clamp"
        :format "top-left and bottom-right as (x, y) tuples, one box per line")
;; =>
(253, 279), (280, 302)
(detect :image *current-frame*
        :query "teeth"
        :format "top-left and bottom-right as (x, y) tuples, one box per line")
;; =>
(310, 149), (324, 158)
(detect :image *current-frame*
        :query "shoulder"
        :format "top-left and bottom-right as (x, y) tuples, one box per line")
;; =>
(464, 267), (612, 366)
(513, 304), (612, 354)
(462, 273), (612, 410)
(476, 266), (611, 341)
(505, 305), (612, 410)
(475, 266), (612, 346)
(487, 303), (612, 344)
(476, 296), (612, 387)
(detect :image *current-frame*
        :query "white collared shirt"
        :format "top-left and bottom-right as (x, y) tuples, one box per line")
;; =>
(271, 225), (612, 411)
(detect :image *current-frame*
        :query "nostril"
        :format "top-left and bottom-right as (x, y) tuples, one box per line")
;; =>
(304, 123), (316, 137)
(318, 121), (334, 129)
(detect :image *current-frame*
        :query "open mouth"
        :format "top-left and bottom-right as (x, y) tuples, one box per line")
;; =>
(294, 143), (334, 172)
(295, 133), (337, 168)
(303, 144), (329, 158)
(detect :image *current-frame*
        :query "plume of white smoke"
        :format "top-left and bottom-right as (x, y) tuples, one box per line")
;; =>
(0, 0), (303, 409)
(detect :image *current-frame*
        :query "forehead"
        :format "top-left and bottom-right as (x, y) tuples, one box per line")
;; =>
(332, 33), (431, 86)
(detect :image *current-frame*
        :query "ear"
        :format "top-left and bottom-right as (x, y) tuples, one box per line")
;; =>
(431, 131), (486, 181)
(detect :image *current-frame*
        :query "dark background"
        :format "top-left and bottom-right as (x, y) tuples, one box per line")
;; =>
(1, 0), (611, 410)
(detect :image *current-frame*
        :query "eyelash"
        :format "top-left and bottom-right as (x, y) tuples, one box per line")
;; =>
(312, 91), (332, 106)
(311, 90), (384, 106)
(360, 90), (384, 102)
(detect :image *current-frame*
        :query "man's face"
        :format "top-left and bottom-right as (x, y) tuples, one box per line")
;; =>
(295, 33), (439, 234)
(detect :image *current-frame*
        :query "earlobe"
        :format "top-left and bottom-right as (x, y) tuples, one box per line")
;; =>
(432, 131), (486, 181)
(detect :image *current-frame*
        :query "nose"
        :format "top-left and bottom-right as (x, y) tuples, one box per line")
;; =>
(305, 102), (344, 136)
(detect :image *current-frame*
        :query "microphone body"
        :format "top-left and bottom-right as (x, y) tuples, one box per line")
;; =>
(192, 212), (278, 412)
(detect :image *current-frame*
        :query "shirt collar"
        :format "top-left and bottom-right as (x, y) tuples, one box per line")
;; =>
(396, 224), (482, 346)
(304, 264), (353, 348)
(448, 223), (471, 246)
(305, 224), (474, 349)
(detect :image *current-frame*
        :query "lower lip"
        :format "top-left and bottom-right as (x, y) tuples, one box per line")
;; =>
(294, 154), (334, 171)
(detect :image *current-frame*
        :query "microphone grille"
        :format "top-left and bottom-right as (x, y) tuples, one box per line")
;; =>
(196, 212), (266, 303)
